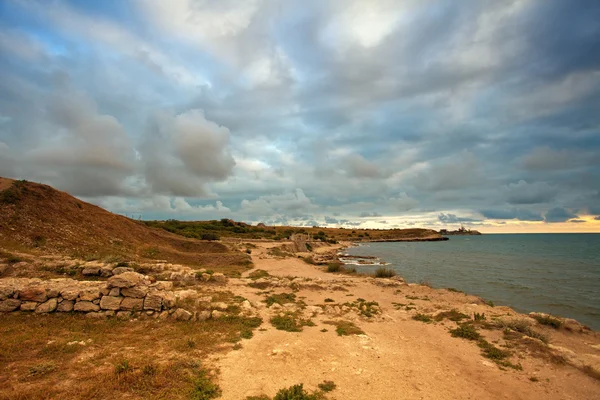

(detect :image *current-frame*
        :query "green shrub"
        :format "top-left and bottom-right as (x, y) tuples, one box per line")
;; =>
(450, 324), (480, 340)
(317, 380), (336, 392)
(434, 309), (469, 322)
(324, 320), (364, 336)
(201, 233), (220, 241)
(374, 267), (395, 278)
(531, 314), (562, 329)
(412, 313), (433, 323)
(190, 370), (222, 400)
(265, 293), (296, 307)
(274, 384), (322, 400)
(326, 263), (341, 273)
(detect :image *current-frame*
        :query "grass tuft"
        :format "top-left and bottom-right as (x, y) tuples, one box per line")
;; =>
(531, 314), (562, 329)
(374, 267), (395, 278)
(450, 324), (481, 340)
(317, 380), (336, 392)
(323, 320), (364, 336)
(412, 313), (433, 323)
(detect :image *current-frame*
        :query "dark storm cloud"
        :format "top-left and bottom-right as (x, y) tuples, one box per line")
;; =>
(544, 207), (578, 223)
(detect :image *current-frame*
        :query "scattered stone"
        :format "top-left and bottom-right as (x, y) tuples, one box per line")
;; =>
(57, 300), (74, 312)
(112, 266), (134, 275)
(82, 266), (101, 276)
(0, 299), (21, 312)
(35, 298), (58, 313)
(74, 301), (100, 312)
(212, 273), (227, 284)
(212, 302), (229, 311)
(173, 308), (193, 321)
(120, 297), (144, 311)
(19, 287), (48, 302)
(196, 310), (211, 321)
(100, 296), (122, 311)
(107, 272), (145, 288)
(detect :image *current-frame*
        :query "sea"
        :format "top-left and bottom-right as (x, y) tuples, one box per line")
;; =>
(344, 234), (600, 330)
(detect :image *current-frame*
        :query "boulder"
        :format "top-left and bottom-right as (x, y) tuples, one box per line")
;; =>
(196, 310), (211, 321)
(172, 308), (193, 321)
(109, 288), (120, 297)
(0, 299), (21, 312)
(120, 297), (143, 311)
(20, 301), (38, 311)
(100, 296), (123, 311)
(151, 281), (173, 291)
(212, 302), (228, 311)
(74, 301), (100, 312)
(120, 286), (148, 298)
(82, 267), (101, 276)
(79, 289), (101, 302)
(35, 298), (58, 313)
(112, 266), (134, 275)
(46, 288), (60, 298)
(143, 293), (163, 311)
(107, 272), (145, 288)
(212, 273), (227, 284)
(60, 287), (80, 301)
(159, 291), (176, 308)
(19, 287), (47, 303)
(57, 300), (74, 312)
(99, 267), (114, 277)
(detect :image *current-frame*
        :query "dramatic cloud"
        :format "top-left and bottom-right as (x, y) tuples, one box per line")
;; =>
(544, 207), (578, 223)
(0, 0), (599, 232)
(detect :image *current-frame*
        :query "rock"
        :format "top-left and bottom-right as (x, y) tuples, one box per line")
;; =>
(0, 264), (7, 276)
(151, 281), (173, 291)
(120, 286), (148, 298)
(159, 291), (176, 308)
(107, 272), (145, 288)
(109, 288), (120, 297)
(92, 299), (100, 305)
(82, 267), (101, 276)
(241, 300), (253, 310)
(103, 310), (116, 317)
(0, 286), (14, 301)
(270, 303), (283, 311)
(57, 300), (74, 312)
(74, 301), (100, 312)
(211, 310), (224, 319)
(0, 299), (21, 312)
(35, 298), (58, 313)
(175, 290), (199, 301)
(212, 302), (228, 311)
(100, 296), (122, 311)
(201, 273), (211, 282)
(79, 289), (101, 302)
(196, 310), (211, 321)
(143, 293), (163, 311)
(19, 287), (47, 303)
(46, 288), (60, 298)
(61, 287), (80, 301)
(146, 311), (154, 316)
(120, 297), (144, 311)
(100, 267), (114, 277)
(306, 305), (323, 315)
(173, 308), (193, 321)
(20, 301), (38, 311)
(563, 318), (589, 333)
(112, 266), (134, 275)
(212, 273), (227, 284)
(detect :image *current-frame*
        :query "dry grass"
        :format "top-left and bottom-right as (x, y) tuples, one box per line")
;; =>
(0, 312), (263, 400)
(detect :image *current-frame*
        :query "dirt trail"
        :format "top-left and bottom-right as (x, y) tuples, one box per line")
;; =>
(215, 242), (600, 399)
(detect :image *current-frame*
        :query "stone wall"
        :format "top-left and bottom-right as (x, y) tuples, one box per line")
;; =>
(0, 271), (190, 319)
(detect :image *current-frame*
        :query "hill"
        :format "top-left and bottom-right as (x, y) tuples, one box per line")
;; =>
(0, 178), (249, 268)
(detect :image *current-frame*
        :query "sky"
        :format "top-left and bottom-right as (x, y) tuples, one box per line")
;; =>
(0, 0), (599, 233)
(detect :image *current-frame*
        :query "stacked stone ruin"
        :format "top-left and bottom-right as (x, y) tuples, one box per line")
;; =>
(0, 271), (195, 320)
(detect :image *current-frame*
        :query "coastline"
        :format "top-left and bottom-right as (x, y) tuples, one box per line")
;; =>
(213, 241), (600, 398)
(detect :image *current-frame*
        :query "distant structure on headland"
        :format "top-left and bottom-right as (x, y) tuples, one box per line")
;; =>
(439, 225), (482, 236)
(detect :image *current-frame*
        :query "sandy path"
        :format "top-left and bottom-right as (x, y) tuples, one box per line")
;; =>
(215, 242), (600, 399)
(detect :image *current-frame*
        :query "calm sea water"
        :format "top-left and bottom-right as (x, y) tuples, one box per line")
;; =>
(345, 234), (600, 330)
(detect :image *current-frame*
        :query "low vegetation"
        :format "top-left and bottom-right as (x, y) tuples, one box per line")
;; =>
(412, 313), (433, 323)
(317, 381), (336, 392)
(449, 323), (481, 340)
(531, 314), (563, 329)
(374, 267), (395, 278)
(434, 309), (469, 322)
(270, 313), (315, 332)
(323, 320), (365, 336)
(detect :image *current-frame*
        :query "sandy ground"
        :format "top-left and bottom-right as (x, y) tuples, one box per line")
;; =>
(212, 242), (600, 400)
